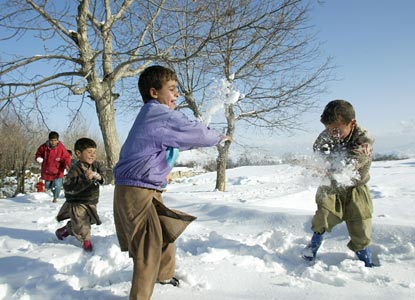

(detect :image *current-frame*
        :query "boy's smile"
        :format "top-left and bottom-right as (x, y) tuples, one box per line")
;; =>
(76, 148), (97, 165)
(150, 80), (179, 109)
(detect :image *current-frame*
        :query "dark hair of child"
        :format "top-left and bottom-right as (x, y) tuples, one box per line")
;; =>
(320, 99), (355, 125)
(74, 138), (97, 152)
(138, 65), (178, 103)
(48, 131), (59, 140)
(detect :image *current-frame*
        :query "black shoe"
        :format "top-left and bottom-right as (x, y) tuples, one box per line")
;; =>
(55, 226), (69, 240)
(158, 277), (180, 287)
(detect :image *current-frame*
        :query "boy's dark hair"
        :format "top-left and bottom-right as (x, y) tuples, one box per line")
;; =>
(138, 65), (178, 103)
(320, 100), (355, 125)
(74, 138), (97, 152)
(48, 131), (59, 140)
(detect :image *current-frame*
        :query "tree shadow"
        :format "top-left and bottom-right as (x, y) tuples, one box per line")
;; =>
(0, 256), (126, 300)
(3, 196), (32, 204)
(0, 226), (53, 244)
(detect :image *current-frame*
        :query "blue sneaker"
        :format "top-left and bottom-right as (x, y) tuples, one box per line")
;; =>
(302, 232), (324, 261)
(355, 247), (374, 267)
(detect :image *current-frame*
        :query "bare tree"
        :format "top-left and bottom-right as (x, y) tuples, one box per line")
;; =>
(0, 0), (217, 170)
(171, 0), (333, 191)
(1, 0), (331, 191)
(0, 107), (45, 196)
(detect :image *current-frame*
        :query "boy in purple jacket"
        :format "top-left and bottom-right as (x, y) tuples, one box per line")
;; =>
(113, 65), (230, 300)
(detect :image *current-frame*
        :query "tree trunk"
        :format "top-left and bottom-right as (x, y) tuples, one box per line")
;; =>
(14, 165), (25, 196)
(215, 103), (235, 191)
(94, 92), (120, 182)
(183, 92), (202, 119)
(215, 141), (231, 191)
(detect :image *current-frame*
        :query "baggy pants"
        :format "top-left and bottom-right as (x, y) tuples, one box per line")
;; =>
(311, 184), (373, 252)
(56, 202), (101, 243)
(113, 185), (196, 300)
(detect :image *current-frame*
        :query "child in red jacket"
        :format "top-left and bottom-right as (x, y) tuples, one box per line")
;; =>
(35, 131), (71, 203)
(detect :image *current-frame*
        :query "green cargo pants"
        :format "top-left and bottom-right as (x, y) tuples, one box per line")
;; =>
(311, 184), (373, 251)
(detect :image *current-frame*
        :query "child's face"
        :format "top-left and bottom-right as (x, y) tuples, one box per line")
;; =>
(76, 148), (96, 165)
(49, 138), (59, 147)
(150, 80), (179, 109)
(325, 120), (356, 142)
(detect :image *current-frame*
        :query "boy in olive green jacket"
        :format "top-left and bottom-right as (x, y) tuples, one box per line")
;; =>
(302, 100), (376, 267)
(55, 138), (105, 252)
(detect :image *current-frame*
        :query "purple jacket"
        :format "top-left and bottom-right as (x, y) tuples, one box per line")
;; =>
(114, 100), (223, 190)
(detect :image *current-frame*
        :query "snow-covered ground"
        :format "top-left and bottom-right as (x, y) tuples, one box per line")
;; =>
(1, 158), (415, 300)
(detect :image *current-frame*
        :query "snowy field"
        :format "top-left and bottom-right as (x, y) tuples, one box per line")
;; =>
(0, 158), (415, 300)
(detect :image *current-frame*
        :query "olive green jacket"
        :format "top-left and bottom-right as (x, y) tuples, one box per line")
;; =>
(313, 124), (374, 220)
(313, 124), (374, 186)
(63, 160), (105, 205)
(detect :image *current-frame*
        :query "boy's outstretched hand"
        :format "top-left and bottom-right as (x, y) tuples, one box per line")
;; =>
(221, 135), (232, 143)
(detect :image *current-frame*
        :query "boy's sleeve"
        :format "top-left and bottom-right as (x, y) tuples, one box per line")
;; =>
(94, 161), (106, 185)
(348, 133), (374, 171)
(35, 144), (44, 160)
(313, 130), (333, 154)
(62, 149), (72, 169)
(163, 111), (223, 150)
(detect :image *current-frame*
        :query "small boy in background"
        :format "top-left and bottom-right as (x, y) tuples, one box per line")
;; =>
(302, 100), (375, 267)
(55, 137), (105, 252)
(35, 131), (71, 203)
(66, 149), (77, 167)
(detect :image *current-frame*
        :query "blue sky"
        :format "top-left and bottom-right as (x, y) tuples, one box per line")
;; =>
(256, 0), (415, 155)
(306, 0), (415, 151)
(2, 1), (414, 155)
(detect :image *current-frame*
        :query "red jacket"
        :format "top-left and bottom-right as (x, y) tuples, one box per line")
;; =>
(35, 141), (71, 181)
